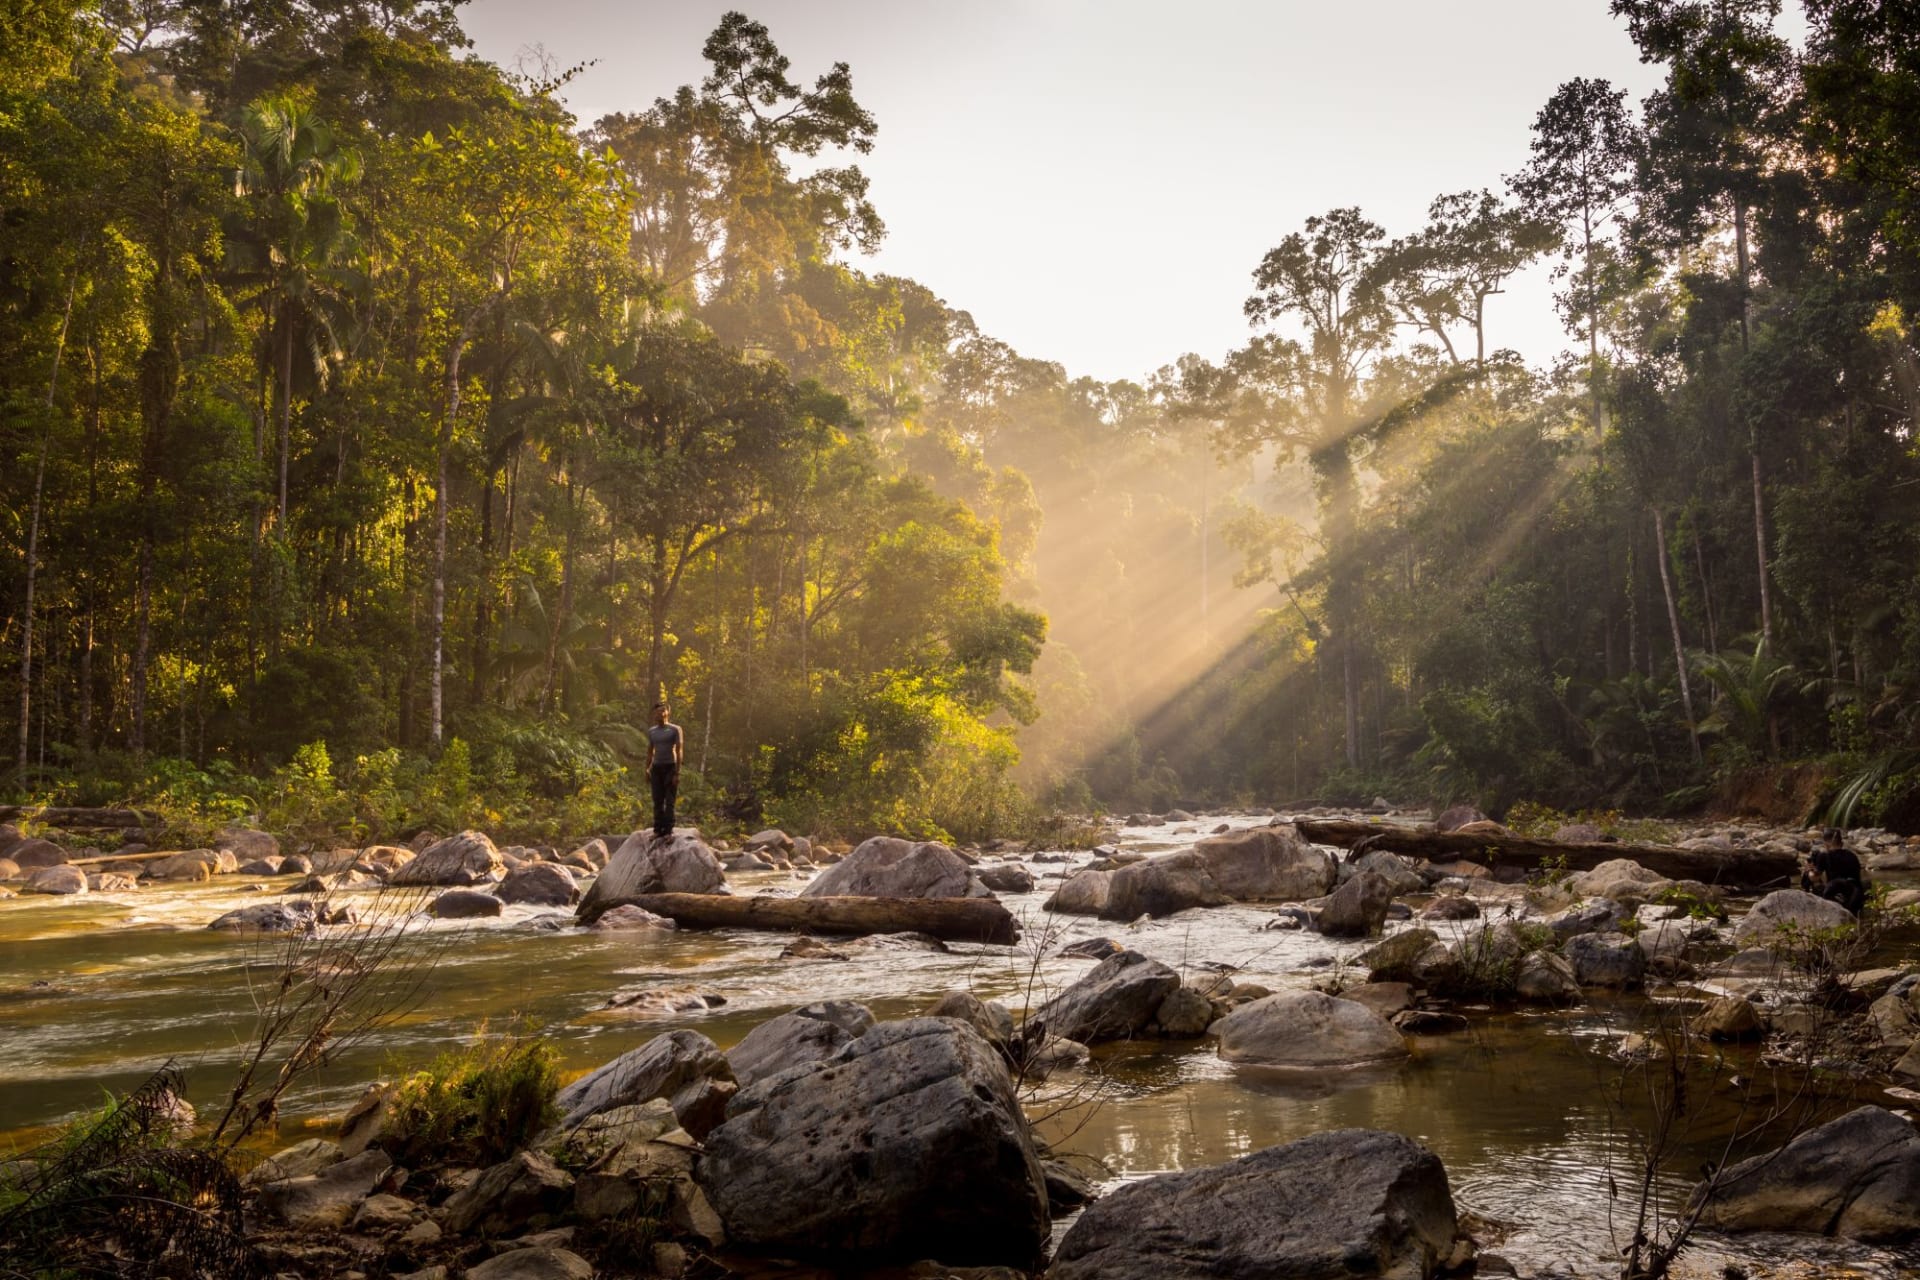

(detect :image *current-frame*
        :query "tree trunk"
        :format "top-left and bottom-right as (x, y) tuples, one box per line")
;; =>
(1653, 509), (1701, 763)
(576, 891), (1021, 945)
(277, 311), (293, 531)
(541, 475), (578, 714)
(18, 278), (75, 778)
(431, 305), (489, 749)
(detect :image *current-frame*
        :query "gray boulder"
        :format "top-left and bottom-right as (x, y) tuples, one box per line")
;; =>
(1569, 859), (1672, 902)
(1514, 951), (1581, 1002)
(22, 864), (87, 895)
(215, 827), (279, 862)
(727, 1002), (877, 1089)
(977, 863), (1036, 893)
(1735, 888), (1855, 945)
(799, 836), (986, 899)
(441, 1150), (574, 1237)
(1102, 851), (1231, 920)
(210, 902), (317, 933)
(10, 838), (68, 869)
(428, 889), (503, 919)
(1351, 850), (1426, 897)
(1565, 933), (1646, 988)
(497, 863), (580, 907)
(923, 990), (1014, 1050)
(1543, 897), (1626, 941)
(1044, 869), (1114, 916)
(1050, 1128), (1457, 1279)
(1029, 950), (1181, 1045)
(256, 1149), (393, 1231)
(1318, 870), (1395, 938)
(1214, 992), (1408, 1068)
(557, 1029), (731, 1128)
(578, 832), (726, 915)
(389, 830), (503, 887)
(1191, 826), (1334, 901)
(696, 1018), (1049, 1268)
(1694, 1106), (1920, 1241)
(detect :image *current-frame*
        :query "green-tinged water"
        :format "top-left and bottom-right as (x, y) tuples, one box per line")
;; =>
(2, 816), (1916, 1278)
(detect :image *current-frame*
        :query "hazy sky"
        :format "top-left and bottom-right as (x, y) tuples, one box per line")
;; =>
(463, 0), (1672, 383)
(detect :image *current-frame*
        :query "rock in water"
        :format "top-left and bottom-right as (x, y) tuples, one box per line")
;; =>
(209, 901), (317, 933)
(22, 864), (87, 895)
(696, 1018), (1049, 1268)
(1734, 888), (1855, 945)
(215, 826), (280, 863)
(799, 836), (987, 899)
(727, 1001), (876, 1089)
(388, 831), (504, 887)
(1102, 851), (1232, 920)
(1190, 826), (1334, 901)
(1050, 1128), (1457, 1279)
(976, 863), (1036, 893)
(1318, 869), (1395, 938)
(1214, 992), (1409, 1068)
(556, 1029), (731, 1128)
(428, 889), (502, 919)
(10, 838), (68, 869)
(1044, 869), (1114, 916)
(1028, 950), (1181, 1045)
(1564, 933), (1646, 988)
(1693, 1106), (1920, 1241)
(577, 832), (726, 915)
(496, 863), (580, 906)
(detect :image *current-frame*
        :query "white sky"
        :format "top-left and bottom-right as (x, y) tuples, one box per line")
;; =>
(463, 0), (1675, 383)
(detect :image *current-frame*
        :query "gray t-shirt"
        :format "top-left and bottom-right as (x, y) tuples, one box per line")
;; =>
(647, 723), (683, 767)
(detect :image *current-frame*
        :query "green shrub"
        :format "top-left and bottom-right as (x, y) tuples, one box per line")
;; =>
(384, 1030), (562, 1167)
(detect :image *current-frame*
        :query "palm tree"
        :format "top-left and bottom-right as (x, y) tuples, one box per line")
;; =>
(232, 95), (364, 531)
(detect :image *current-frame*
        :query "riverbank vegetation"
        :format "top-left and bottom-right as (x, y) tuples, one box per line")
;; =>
(5, 1), (1920, 841)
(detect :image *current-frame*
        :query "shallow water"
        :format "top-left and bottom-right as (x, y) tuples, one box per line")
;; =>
(3, 815), (1917, 1277)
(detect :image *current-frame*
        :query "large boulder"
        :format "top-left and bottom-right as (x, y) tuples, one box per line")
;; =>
(1044, 869), (1114, 916)
(696, 1018), (1049, 1268)
(556, 1029), (731, 1129)
(1693, 1106), (1920, 1241)
(497, 863), (580, 907)
(727, 1002), (876, 1089)
(388, 830), (504, 887)
(1190, 826), (1334, 901)
(428, 889), (503, 919)
(1318, 870), (1395, 938)
(215, 827), (279, 862)
(1569, 859), (1672, 902)
(1028, 950), (1181, 1046)
(799, 836), (986, 899)
(1350, 850), (1426, 897)
(9, 838), (68, 869)
(1102, 851), (1231, 920)
(209, 902), (317, 934)
(1214, 992), (1409, 1069)
(1734, 889), (1855, 945)
(578, 832), (726, 915)
(1565, 933), (1646, 988)
(255, 1149), (393, 1231)
(1050, 1128), (1457, 1279)
(22, 864), (87, 895)
(1514, 951), (1581, 1003)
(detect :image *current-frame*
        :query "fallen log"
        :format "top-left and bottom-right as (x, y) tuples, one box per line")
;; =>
(0, 805), (157, 830)
(1292, 818), (1799, 892)
(577, 892), (1020, 945)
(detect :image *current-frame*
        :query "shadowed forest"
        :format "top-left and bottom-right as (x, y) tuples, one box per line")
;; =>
(5, 0), (1920, 841)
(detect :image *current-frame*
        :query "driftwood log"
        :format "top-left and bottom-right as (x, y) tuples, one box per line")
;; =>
(577, 892), (1021, 945)
(1292, 818), (1800, 892)
(0, 806), (157, 830)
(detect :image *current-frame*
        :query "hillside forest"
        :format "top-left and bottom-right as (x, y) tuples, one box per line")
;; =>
(5, 0), (1920, 842)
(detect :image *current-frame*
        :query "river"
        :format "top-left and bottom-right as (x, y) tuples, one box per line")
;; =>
(2, 813), (1915, 1278)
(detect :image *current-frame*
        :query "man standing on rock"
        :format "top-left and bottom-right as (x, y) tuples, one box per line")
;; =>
(647, 701), (684, 841)
(1803, 826), (1867, 913)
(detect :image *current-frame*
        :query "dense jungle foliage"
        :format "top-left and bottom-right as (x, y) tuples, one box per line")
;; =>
(4, 0), (1920, 838)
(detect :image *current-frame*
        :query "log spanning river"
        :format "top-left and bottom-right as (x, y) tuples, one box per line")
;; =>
(3, 813), (1918, 1278)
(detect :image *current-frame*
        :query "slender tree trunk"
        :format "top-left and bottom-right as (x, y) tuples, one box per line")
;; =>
(1653, 509), (1700, 763)
(277, 313), (293, 531)
(431, 304), (491, 748)
(541, 476), (578, 714)
(18, 278), (75, 778)
(1693, 528), (1719, 656)
(1731, 201), (1775, 653)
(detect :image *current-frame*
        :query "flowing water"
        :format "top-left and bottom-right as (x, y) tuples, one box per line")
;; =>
(2, 815), (1916, 1278)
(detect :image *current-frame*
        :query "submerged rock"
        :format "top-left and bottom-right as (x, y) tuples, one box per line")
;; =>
(1214, 992), (1408, 1069)
(696, 1017), (1049, 1268)
(800, 836), (988, 899)
(1693, 1106), (1920, 1241)
(1050, 1128), (1457, 1279)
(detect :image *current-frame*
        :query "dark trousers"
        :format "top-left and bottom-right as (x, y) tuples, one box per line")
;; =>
(649, 763), (679, 837)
